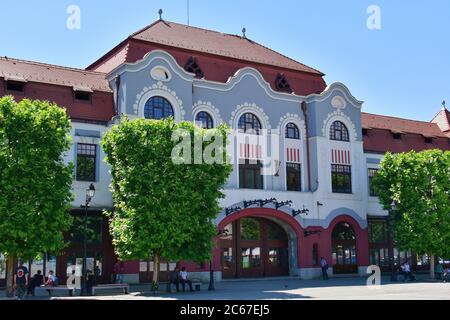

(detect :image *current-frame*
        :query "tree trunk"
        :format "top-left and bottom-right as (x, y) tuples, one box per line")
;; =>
(152, 253), (160, 292)
(430, 255), (435, 280)
(6, 256), (15, 297)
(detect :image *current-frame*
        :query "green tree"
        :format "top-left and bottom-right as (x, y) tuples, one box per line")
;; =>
(102, 117), (232, 290)
(0, 96), (74, 294)
(373, 150), (450, 278)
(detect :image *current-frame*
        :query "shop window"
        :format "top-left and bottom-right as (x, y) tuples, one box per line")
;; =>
(241, 247), (261, 269)
(240, 218), (261, 241)
(267, 221), (287, 241)
(222, 248), (233, 270)
(68, 216), (103, 245)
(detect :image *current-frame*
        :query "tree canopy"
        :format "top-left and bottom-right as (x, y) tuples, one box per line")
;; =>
(373, 150), (450, 271)
(102, 117), (232, 286)
(0, 96), (74, 291)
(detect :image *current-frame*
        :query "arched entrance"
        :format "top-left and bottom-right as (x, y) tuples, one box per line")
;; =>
(220, 217), (290, 278)
(332, 222), (357, 274)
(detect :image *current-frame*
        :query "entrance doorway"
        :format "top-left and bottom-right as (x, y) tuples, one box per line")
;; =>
(220, 217), (289, 278)
(332, 222), (358, 274)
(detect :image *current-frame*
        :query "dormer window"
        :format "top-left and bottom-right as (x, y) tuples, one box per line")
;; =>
(5, 77), (26, 93)
(392, 133), (402, 140)
(424, 137), (433, 144)
(184, 56), (204, 78)
(73, 86), (93, 102)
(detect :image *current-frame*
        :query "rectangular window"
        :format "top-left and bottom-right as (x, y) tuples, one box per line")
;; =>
(368, 221), (387, 243)
(6, 80), (25, 92)
(74, 91), (92, 102)
(331, 164), (352, 193)
(368, 168), (379, 197)
(76, 143), (96, 181)
(286, 163), (301, 191)
(239, 160), (263, 189)
(312, 244), (319, 266)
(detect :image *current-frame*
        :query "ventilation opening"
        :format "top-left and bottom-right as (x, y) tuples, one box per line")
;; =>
(74, 91), (92, 102)
(424, 137), (433, 144)
(6, 80), (25, 92)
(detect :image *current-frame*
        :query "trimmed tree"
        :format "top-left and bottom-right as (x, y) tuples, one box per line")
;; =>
(372, 150), (450, 278)
(0, 96), (74, 294)
(102, 117), (232, 290)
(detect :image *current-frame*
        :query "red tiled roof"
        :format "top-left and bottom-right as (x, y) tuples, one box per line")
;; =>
(129, 20), (323, 75)
(0, 56), (111, 92)
(362, 112), (448, 138)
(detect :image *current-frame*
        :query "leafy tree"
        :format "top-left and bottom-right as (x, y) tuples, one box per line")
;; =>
(373, 150), (450, 278)
(102, 117), (232, 290)
(0, 96), (74, 294)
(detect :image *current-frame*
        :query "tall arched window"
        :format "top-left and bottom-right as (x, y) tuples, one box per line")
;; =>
(285, 123), (300, 140)
(195, 111), (214, 129)
(238, 113), (262, 135)
(329, 121), (349, 142)
(144, 96), (174, 120)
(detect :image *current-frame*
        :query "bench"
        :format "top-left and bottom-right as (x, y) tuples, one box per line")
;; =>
(166, 281), (202, 292)
(91, 283), (129, 296)
(35, 285), (75, 297)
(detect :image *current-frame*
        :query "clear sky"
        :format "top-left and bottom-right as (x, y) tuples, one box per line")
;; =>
(0, 0), (448, 121)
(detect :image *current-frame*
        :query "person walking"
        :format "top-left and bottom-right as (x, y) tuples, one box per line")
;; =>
(320, 257), (329, 280)
(435, 261), (444, 281)
(114, 261), (125, 284)
(14, 260), (29, 300)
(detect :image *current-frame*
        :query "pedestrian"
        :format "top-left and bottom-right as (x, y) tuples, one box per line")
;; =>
(400, 261), (415, 281)
(27, 270), (44, 297)
(320, 257), (329, 280)
(170, 267), (180, 292)
(44, 270), (58, 296)
(435, 261), (444, 281)
(114, 261), (125, 284)
(179, 267), (194, 292)
(86, 270), (96, 295)
(14, 260), (29, 300)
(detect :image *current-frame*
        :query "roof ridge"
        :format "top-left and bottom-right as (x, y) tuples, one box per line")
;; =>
(0, 56), (107, 76)
(131, 20), (324, 75)
(362, 112), (438, 125)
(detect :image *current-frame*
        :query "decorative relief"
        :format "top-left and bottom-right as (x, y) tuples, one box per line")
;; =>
(331, 95), (346, 109)
(229, 102), (271, 130)
(133, 81), (185, 118)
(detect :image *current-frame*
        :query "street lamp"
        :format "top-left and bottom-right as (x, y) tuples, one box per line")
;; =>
(388, 201), (397, 282)
(209, 229), (228, 291)
(81, 184), (95, 295)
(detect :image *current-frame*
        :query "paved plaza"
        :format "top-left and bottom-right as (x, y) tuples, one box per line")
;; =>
(1, 276), (448, 300)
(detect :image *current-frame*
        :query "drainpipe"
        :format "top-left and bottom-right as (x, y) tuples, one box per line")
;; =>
(115, 75), (121, 116)
(301, 101), (311, 191)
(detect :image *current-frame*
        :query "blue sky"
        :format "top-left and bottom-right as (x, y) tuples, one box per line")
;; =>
(0, 0), (448, 121)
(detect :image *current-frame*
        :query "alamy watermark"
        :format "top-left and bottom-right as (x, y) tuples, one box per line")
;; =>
(66, 5), (81, 30)
(367, 5), (382, 30)
(366, 265), (381, 289)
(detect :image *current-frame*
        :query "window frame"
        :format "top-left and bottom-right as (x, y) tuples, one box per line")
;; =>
(286, 162), (301, 192)
(238, 113), (262, 135)
(144, 96), (174, 120)
(285, 123), (300, 140)
(331, 164), (352, 194)
(195, 111), (214, 129)
(76, 143), (97, 182)
(329, 121), (350, 142)
(239, 160), (264, 190)
(368, 168), (379, 197)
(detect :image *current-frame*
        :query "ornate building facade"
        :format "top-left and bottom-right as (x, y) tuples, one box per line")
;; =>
(1, 19), (449, 285)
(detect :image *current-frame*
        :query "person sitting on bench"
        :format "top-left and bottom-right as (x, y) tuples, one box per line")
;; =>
(399, 261), (415, 281)
(179, 267), (194, 292)
(170, 267), (180, 292)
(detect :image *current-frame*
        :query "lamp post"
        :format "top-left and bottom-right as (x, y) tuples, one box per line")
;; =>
(81, 184), (95, 295)
(209, 229), (228, 291)
(388, 201), (397, 282)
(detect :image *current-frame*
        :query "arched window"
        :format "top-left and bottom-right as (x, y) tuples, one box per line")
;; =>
(195, 111), (214, 129)
(285, 123), (300, 140)
(144, 96), (174, 120)
(238, 113), (262, 135)
(329, 121), (349, 142)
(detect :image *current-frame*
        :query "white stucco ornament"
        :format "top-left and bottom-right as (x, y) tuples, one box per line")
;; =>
(331, 96), (346, 110)
(150, 66), (171, 82)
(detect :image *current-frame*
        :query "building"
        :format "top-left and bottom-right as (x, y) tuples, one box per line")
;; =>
(1, 19), (449, 286)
